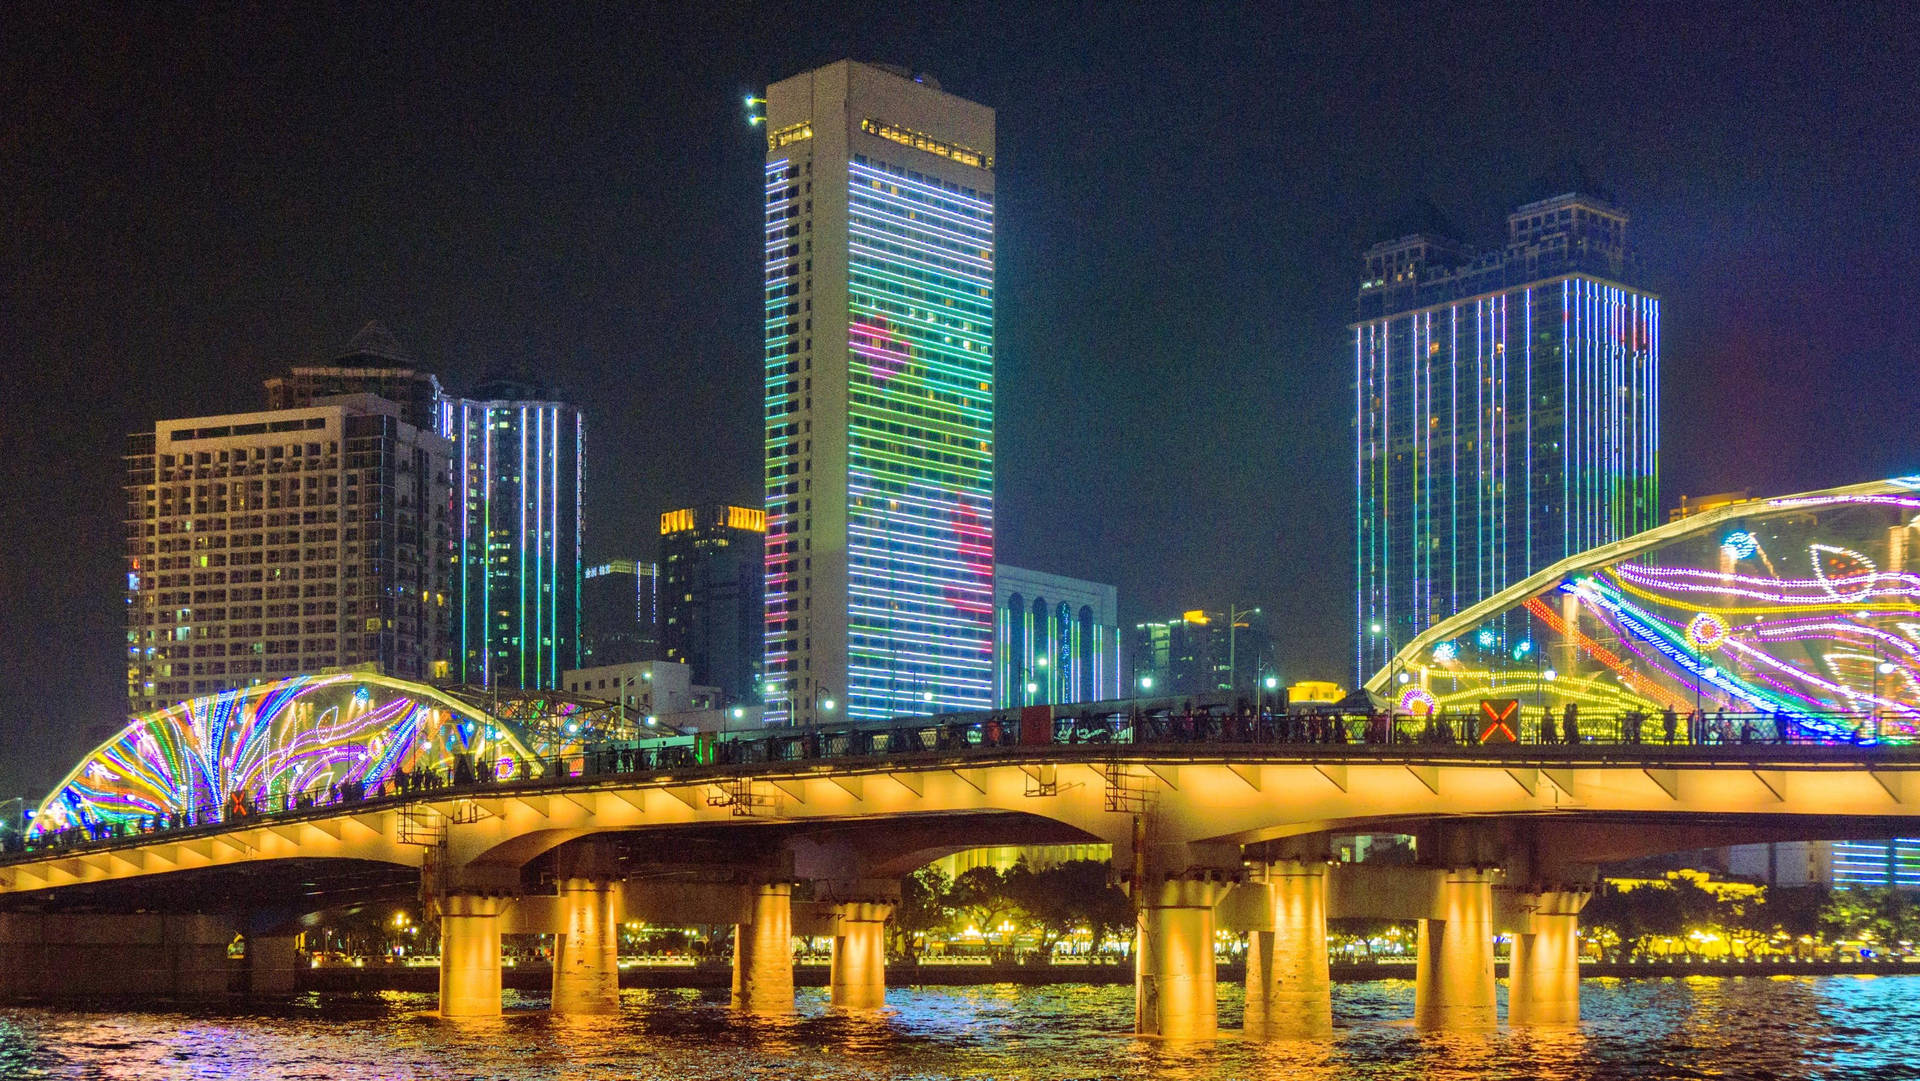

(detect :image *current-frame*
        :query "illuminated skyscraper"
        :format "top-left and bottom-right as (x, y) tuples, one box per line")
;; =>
(582, 559), (658, 665)
(1354, 191), (1659, 681)
(660, 504), (766, 706)
(451, 378), (583, 690)
(760, 61), (996, 724)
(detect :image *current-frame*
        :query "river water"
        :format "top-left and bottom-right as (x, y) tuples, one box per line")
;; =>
(2, 976), (1917, 1080)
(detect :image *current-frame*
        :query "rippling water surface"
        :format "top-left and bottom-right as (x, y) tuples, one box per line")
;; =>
(4, 977), (1920, 1080)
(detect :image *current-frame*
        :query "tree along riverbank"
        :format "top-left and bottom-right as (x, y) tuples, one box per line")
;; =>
(297, 956), (1920, 993)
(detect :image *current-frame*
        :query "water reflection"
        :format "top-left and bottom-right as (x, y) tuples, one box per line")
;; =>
(2, 977), (1919, 1079)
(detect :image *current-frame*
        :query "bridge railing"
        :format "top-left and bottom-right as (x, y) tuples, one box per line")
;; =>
(6, 704), (1909, 861)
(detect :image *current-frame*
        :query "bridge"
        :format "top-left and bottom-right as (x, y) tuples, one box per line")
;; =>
(5, 671), (1920, 1038)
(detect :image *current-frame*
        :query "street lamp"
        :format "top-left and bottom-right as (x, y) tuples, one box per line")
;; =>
(1138, 674), (1155, 695)
(1370, 622), (1402, 713)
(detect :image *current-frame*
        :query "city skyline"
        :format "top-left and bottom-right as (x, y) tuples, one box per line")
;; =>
(4, 6), (1918, 795)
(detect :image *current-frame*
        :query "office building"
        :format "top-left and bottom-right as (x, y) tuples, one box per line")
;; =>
(760, 61), (997, 723)
(450, 378), (583, 691)
(263, 321), (447, 433)
(661, 504), (766, 706)
(583, 559), (659, 665)
(125, 395), (453, 714)
(994, 564), (1120, 707)
(1128, 608), (1275, 701)
(1354, 190), (1659, 680)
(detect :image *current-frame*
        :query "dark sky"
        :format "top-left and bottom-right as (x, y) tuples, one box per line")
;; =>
(3, 4), (1917, 796)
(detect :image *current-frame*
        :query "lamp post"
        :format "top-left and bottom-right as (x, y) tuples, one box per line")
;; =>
(1370, 621), (1401, 713)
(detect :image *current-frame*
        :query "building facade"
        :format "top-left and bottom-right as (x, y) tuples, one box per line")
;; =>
(450, 379), (583, 691)
(761, 61), (997, 724)
(582, 559), (659, 666)
(660, 504), (766, 706)
(263, 321), (446, 434)
(1354, 191), (1660, 681)
(560, 659), (715, 718)
(994, 564), (1120, 707)
(125, 396), (454, 714)
(1128, 608), (1275, 701)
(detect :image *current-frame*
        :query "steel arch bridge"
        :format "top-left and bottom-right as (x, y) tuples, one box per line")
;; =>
(27, 673), (579, 841)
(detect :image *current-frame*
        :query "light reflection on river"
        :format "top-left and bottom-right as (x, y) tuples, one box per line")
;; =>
(3, 976), (1919, 1080)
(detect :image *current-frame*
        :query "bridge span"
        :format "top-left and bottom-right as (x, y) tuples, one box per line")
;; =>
(5, 674), (1920, 1037)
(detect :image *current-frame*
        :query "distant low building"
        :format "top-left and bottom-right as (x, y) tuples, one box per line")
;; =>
(560, 659), (719, 719)
(995, 565), (1120, 708)
(1128, 608), (1275, 700)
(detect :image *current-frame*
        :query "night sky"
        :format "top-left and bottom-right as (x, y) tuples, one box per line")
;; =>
(3, 4), (1917, 796)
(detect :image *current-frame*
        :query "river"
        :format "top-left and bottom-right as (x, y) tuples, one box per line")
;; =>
(3, 976), (1917, 1080)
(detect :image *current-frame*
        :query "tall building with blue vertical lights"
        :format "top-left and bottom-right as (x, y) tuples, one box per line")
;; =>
(1354, 190), (1659, 682)
(759, 61), (996, 725)
(451, 378), (583, 690)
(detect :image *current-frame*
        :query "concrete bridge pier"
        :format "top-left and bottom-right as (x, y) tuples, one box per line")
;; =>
(439, 894), (510, 1017)
(1507, 889), (1590, 1025)
(1412, 869), (1499, 1030)
(731, 881), (795, 1013)
(1243, 858), (1332, 1040)
(551, 878), (621, 1014)
(1134, 845), (1239, 1039)
(550, 842), (622, 1015)
(247, 933), (303, 995)
(828, 901), (893, 1009)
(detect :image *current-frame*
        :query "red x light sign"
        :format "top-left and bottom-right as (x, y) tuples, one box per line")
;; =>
(1479, 699), (1519, 744)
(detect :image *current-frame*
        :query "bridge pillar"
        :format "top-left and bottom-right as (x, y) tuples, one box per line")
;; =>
(731, 882), (794, 1013)
(1244, 859), (1331, 1040)
(439, 894), (509, 1017)
(248, 933), (303, 996)
(1413, 869), (1498, 1030)
(551, 877), (621, 1014)
(1135, 850), (1237, 1039)
(828, 901), (893, 1009)
(1507, 890), (1589, 1025)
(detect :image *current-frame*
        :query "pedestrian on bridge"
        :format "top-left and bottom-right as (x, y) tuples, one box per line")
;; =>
(1562, 703), (1581, 745)
(1663, 707), (1679, 744)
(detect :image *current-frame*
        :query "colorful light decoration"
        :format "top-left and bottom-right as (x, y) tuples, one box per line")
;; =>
(29, 674), (543, 839)
(1686, 612), (1729, 650)
(1374, 479), (1920, 739)
(841, 157), (995, 720)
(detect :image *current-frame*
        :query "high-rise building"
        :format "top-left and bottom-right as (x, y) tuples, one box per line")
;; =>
(263, 321), (447, 433)
(760, 61), (996, 724)
(125, 395), (454, 714)
(450, 378), (583, 690)
(1354, 190), (1659, 681)
(1127, 608), (1275, 701)
(660, 504), (765, 706)
(994, 565), (1120, 707)
(582, 559), (659, 665)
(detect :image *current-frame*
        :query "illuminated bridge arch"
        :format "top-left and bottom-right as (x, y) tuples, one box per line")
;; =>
(31, 673), (544, 839)
(1371, 476), (1920, 739)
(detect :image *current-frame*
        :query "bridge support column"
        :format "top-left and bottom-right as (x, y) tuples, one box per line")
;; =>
(248, 933), (302, 996)
(1413, 869), (1498, 1030)
(829, 901), (892, 1009)
(1244, 859), (1331, 1040)
(731, 882), (794, 1013)
(1508, 890), (1588, 1025)
(551, 877), (621, 1014)
(1136, 865), (1234, 1039)
(439, 894), (508, 1017)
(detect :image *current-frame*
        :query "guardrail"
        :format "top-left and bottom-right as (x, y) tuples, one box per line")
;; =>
(6, 702), (1914, 861)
